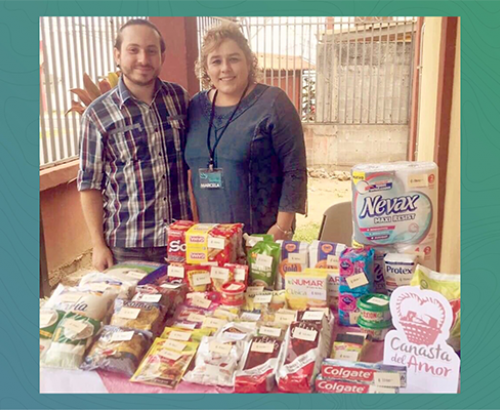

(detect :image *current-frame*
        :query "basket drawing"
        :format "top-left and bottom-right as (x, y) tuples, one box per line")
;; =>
(399, 319), (441, 345)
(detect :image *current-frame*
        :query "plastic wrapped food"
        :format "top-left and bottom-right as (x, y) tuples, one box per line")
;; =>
(131, 339), (198, 388)
(80, 326), (152, 376)
(277, 316), (333, 393)
(106, 262), (163, 283)
(160, 327), (211, 343)
(40, 308), (64, 361)
(41, 311), (101, 369)
(183, 323), (253, 386)
(167, 220), (196, 263)
(276, 240), (309, 290)
(410, 264), (461, 351)
(44, 284), (117, 321)
(110, 300), (165, 335)
(79, 271), (136, 300)
(235, 326), (285, 393)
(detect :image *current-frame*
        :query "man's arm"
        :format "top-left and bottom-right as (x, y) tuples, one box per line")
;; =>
(80, 189), (114, 271)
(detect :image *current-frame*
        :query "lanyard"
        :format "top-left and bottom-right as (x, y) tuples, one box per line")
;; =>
(206, 83), (250, 170)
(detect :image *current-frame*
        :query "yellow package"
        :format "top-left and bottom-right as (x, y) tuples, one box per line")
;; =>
(411, 264), (461, 351)
(130, 339), (198, 388)
(185, 224), (217, 264)
(160, 327), (211, 343)
(285, 269), (328, 310)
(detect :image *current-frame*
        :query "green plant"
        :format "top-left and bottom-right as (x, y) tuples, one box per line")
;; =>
(65, 72), (120, 116)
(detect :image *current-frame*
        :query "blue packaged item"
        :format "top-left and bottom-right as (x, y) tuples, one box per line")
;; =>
(338, 291), (366, 326)
(339, 248), (374, 294)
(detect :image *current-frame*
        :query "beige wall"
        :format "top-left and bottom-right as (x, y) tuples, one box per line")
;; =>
(440, 22), (460, 274)
(417, 17), (442, 161)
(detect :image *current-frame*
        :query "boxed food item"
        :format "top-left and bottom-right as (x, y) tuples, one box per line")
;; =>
(327, 271), (340, 309)
(276, 240), (309, 290)
(276, 315), (333, 393)
(131, 338), (198, 388)
(167, 220), (195, 263)
(320, 359), (407, 388)
(285, 269), (328, 310)
(80, 326), (152, 377)
(309, 240), (347, 270)
(185, 223), (243, 265)
(330, 333), (369, 362)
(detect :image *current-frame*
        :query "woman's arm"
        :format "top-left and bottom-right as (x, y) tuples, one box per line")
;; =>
(187, 170), (199, 223)
(267, 89), (308, 239)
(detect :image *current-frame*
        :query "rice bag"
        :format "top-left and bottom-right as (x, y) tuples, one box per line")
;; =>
(41, 311), (101, 369)
(44, 284), (117, 321)
(410, 264), (461, 351)
(80, 326), (152, 376)
(40, 308), (64, 360)
(248, 240), (280, 290)
(131, 338), (198, 388)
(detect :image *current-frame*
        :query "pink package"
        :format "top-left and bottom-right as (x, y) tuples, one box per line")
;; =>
(339, 248), (374, 294)
(338, 292), (363, 327)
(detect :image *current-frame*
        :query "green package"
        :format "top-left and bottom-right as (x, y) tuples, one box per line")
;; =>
(248, 240), (281, 289)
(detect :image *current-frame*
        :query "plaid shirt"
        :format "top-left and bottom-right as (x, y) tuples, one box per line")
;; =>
(77, 77), (192, 248)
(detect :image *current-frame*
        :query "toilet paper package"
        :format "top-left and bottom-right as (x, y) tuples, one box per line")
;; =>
(351, 162), (438, 269)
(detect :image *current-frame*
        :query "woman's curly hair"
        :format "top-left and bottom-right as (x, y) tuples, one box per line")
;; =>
(196, 22), (262, 89)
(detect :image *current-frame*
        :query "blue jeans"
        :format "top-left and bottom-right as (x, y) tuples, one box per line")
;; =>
(111, 247), (167, 265)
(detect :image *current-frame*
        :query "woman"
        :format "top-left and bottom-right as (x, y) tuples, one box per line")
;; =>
(185, 23), (307, 240)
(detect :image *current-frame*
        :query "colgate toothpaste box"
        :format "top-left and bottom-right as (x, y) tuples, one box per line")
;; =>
(321, 359), (407, 388)
(167, 220), (195, 263)
(315, 375), (399, 393)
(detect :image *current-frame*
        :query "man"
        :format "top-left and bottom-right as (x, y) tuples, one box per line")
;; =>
(77, 19), (191, 271)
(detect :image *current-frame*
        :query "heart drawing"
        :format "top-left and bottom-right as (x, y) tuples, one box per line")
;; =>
(395, 291), (446, 346)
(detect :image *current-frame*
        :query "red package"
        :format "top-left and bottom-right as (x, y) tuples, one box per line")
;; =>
(207, 224), (243, 266)
(162, 263), (212, 292)
(277, 319), (331, 393)
(223, 263), (249, 286)
(167, 220), (195, 263)
(235, 335), (283, 393)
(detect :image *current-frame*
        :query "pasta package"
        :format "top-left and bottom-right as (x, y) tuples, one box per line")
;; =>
(110, 300), (165, 335)
(41, 311), (101, 369)
(248, 241), (280, 290)
(410, 264), (461, 351)
(309, 240), (347, 270)
(131, 339), (198, 389)
(80, 326), (152, 377)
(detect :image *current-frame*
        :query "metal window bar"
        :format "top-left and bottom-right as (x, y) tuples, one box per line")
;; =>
(193, 16), (416, 125)
(40, 16), (146, 167)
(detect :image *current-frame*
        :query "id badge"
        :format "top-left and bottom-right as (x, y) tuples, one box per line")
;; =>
(199, 168), (223, 189)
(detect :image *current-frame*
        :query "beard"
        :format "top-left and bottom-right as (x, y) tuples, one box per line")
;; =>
(121, 65), (159, 87)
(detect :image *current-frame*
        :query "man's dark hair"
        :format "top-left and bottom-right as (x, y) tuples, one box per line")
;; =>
(114, 19), (166, 54)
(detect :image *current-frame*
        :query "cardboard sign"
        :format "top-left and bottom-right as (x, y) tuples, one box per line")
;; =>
(383, 286), (460, 393)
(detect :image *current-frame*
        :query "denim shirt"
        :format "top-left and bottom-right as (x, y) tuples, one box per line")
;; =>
(185, 84), (307, 235)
